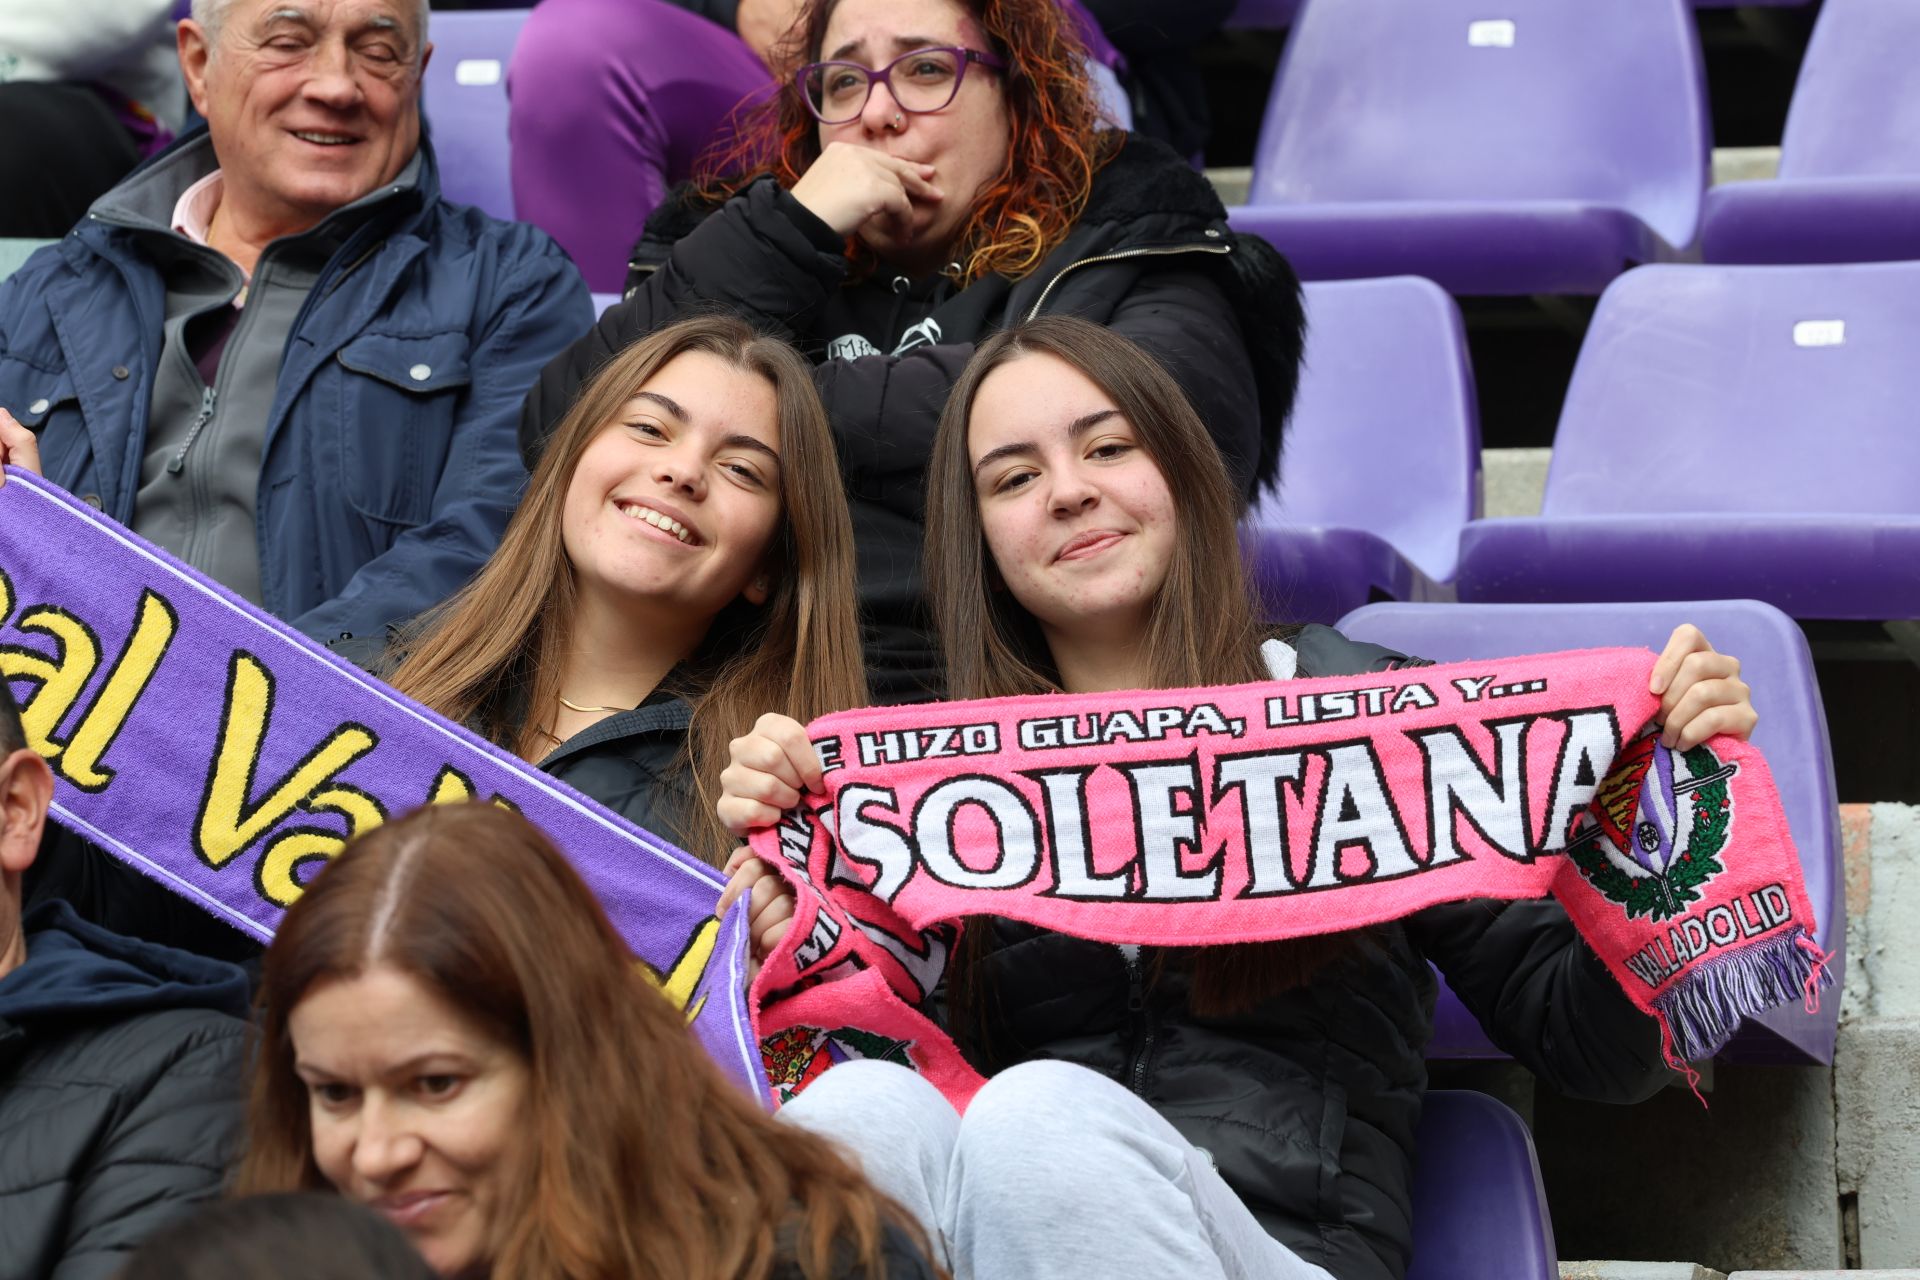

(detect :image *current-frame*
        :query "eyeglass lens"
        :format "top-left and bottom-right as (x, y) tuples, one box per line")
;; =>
(808, 49), (964, 123)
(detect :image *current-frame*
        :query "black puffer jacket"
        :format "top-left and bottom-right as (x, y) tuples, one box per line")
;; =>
(520, 137), (1304, 701)
(955, 628), (1672, 1280)
(0, 901), (250, 1280)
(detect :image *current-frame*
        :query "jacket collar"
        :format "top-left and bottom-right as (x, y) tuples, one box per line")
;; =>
(85, 122), (437, 244)
(534, 690), (694, 772)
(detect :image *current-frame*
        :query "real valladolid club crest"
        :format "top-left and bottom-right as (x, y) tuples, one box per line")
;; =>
(762, 1025), (915, 1105)
(1566, 731), (1739, 921)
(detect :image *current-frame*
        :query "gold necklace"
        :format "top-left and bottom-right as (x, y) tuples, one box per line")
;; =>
(558, 695), (629, 714)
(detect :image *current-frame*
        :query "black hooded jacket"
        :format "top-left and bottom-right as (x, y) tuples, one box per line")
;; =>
(0, 900), (250, 1279)
(519, 137), (1304, 702)
(950, 628), (1674, 1280)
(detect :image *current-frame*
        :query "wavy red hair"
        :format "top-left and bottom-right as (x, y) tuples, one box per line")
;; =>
(700, 0), (1117, 285)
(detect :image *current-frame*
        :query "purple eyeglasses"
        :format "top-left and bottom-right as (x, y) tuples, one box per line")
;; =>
(797, 45), (1007, 125)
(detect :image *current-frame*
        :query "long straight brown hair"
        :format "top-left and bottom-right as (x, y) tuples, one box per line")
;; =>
(235, 802), (937, 1280)
(924, 315), (1351, 1020)
(386, 315), (867, 866)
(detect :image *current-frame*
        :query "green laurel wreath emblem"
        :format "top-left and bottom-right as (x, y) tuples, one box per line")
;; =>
(1568, 744), (1732, 921)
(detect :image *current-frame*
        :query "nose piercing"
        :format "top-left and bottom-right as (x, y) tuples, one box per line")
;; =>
(890, 112), (904, 131)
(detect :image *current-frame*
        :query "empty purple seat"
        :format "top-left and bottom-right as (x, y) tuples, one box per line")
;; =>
(422, 9), (529, 220)
(1406, 1090), (1556, 1280)
(1337, 598), (1844, 1066)
(1226, 0), (1708, 295)
(1242, 276), (1478, 624)
(1702, 0), (1920, 264)
(1455, 262), (1920, 620)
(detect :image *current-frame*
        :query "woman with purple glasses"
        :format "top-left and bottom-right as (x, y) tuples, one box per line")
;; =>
(520, 0), (1303, 706)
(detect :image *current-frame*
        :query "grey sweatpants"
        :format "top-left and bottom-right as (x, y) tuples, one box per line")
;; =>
(779, 1058), (1337, 1280)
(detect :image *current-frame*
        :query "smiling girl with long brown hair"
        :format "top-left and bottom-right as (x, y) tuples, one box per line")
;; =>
(370, 314), (865, 869)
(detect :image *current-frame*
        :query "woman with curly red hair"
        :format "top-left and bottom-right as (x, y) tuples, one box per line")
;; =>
(520, 0), (1302, 705)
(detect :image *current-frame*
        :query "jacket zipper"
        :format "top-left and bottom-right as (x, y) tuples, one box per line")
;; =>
(1024, 241), (1233, 321)
(1122, 946), (1156, 1097)
(165, 386), (217, 475)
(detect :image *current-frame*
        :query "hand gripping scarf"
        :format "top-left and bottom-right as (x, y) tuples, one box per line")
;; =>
(750, 651), (1831, 1108)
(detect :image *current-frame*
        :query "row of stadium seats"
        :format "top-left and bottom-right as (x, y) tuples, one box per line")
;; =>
(1229, 0), (1920, 293)
(423, 0), (1920, 297)
(1254, 266), (1919, 627)
(1227, 0), (1816, 29)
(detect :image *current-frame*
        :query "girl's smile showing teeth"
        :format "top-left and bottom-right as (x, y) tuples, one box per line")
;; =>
(615, 500), (699, 545)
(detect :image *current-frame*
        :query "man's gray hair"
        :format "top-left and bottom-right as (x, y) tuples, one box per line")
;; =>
(190, 0), (432, 54)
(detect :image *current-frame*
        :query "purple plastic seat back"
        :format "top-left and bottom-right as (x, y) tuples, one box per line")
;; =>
(1455, 262), (1920, 618)
(1245, 0), (1706, 246)
(422, 9), (529, 220)
(1336, 598), (1844, 1065)
(1261, 278), (1479, 581)
(1779, 0), (1920, 181)
(1405, 1090), (1556, 1280)
(1701, 0), (1920, 263)
(1549, 263), (1920, 520)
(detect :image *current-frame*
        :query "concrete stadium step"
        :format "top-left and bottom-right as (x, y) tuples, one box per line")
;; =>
(1204, 147), (1781, 208)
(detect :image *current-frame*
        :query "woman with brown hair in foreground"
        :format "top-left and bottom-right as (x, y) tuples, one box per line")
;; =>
(235, 801), (937, 1280)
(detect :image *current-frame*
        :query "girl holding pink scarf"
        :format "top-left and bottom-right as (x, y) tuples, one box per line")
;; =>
(718, 317), (1757, 1280)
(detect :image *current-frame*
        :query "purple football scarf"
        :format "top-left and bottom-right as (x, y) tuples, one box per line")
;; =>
(751, 650), (1831, 1108)
(0, 469), (760, 1093)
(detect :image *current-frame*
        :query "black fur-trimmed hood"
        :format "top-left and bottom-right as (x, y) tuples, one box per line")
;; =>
(1055, 136), (1305, 493)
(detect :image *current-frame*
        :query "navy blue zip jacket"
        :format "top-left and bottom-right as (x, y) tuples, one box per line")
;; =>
(0, 126), (593, 643)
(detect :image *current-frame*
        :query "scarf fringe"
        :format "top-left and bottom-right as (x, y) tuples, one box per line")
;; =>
(1652, 927), (1833, 1063)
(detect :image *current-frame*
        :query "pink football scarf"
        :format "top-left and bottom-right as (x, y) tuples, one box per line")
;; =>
(750, 648), (1829, 1108)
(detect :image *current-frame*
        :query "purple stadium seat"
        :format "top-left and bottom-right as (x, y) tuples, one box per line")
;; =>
(1454, 262), (1920, 620)
(1406, 1090), (1556, 1280)
(422, 9), (528, 220)
(1336, 599), (1844, 1066)
(1241, 277), (1478, 624)
(1701, 0), (1920, 264)
(1226, 0), (1709, 295)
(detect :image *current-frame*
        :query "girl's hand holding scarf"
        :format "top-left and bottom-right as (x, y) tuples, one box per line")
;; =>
(718, 712), (827, 834)
(1649, 625), (1758, 751)
(719, 846), (797, 978)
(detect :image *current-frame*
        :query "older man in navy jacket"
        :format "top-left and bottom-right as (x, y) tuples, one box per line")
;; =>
(0, 0), (591, 644)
